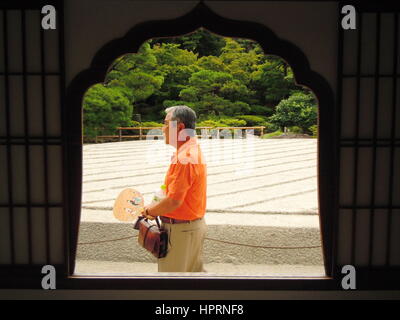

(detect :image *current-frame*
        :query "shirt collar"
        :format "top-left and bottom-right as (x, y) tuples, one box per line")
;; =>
(171, 137), (198, 160)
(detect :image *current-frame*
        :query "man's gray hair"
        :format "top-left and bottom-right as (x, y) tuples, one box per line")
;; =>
(165, 105), (197, 130)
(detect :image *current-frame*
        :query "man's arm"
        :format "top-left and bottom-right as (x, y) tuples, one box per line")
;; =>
(144, 197), (182, 218)
(144, 162), (193, 219)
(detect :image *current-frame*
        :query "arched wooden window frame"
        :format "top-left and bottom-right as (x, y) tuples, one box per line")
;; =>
(65, 2), (338, 285)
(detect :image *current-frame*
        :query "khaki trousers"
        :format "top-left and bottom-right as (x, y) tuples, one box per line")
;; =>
(158, 217), (207, 272)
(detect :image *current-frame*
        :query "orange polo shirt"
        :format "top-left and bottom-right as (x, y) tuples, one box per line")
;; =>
(163, 137), (207, 220)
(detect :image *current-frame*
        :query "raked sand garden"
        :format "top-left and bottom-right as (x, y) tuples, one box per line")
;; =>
(75, 138), (325, 276)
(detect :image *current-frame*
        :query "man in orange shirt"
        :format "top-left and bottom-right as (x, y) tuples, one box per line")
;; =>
(143, 105), (207, 272)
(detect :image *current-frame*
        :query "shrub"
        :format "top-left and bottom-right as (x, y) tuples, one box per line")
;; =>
(131, 121), (141, 127)
(263, 122), (280, 133)
(288, 126), (303, 134)
(219, 118), (246, 127)
(261, 130), (283, 139)
(83, 84), (133, 138)
(235, 115), (268, 126)
(269, 92), (317, 132)
(309, 124), (318, 137)
(139, 122), (163, 136)
(141, 121), (163, 127)
(127, 121), (163, 136)
(130, 121), (163, 127)
(197, 117), (248, 128)
(196, 120), (226, 128)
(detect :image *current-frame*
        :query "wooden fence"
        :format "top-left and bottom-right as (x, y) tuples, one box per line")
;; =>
(92, 126), (265, 143)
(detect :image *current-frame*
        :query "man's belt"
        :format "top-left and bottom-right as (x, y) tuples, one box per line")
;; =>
(160, 216), (202, 224)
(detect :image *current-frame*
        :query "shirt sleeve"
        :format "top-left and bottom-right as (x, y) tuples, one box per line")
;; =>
(166, 163), (194, 202)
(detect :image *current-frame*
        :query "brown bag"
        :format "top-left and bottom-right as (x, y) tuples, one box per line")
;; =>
(134, 216), (168, 259)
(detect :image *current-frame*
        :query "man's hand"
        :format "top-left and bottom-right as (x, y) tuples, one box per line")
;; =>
(141, 197), (183, 219)
(142, 206), (155, 220)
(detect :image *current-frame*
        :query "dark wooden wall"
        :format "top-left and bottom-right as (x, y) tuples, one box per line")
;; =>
(0, 0), (399, 292)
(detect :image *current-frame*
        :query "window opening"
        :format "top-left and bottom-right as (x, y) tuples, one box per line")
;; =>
(75, 29), (324, 277)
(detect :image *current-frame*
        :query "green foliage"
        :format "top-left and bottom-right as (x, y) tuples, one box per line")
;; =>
(141, 121), (163, 127)
(152, 43), (198, 66)
(235, 115), (267, 126)
(247, 104), (273, 116)
(220, 38), (263, 84)
(196, 117), (246, 128)
(83, 84), (133, 138)
(268, 92), (317, 133)
(309, 124), (318, 137)
(250, 56), (298, 106)
(261, 130), (283, 139)
(188, 70), (233, 92)
(150, 28), (226, 57)
(131, 121), (141, 127)
(196, 119), (226, 128)
(196, 55), (226, 72)
(263, 122), (280, 133)
(219, 118), (246, 127)
(150, 43), (201, 116)
(288, 126), (303, 134)
(178, 69), (253, 116)
(106, 43), (163, 104)
(83, 29), (315, 138)
(108, 72), (163, 102)
(130, 121), (163, 127)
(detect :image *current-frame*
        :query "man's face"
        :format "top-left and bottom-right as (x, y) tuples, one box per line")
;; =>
(162, 112), (185, 146)
(162, 112), (174, 146)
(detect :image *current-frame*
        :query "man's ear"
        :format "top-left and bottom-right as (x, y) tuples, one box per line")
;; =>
(178, 122), (186, 131)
